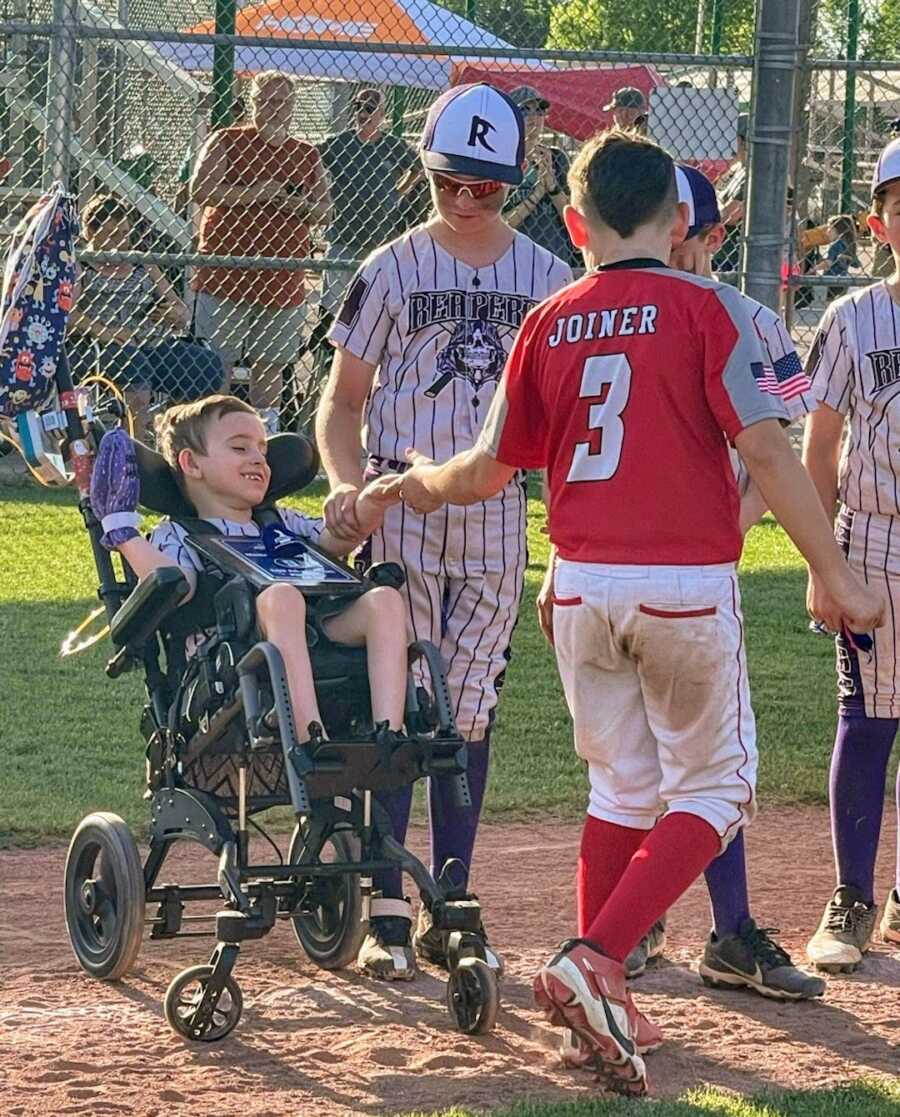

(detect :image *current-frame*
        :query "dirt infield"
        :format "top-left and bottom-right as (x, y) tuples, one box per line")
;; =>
(2, 806), (898, 1117)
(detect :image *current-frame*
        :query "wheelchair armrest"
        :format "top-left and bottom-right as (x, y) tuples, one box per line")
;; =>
(109, 565), (190, 650)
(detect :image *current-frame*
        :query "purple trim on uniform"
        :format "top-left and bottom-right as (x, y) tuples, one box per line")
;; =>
(428, 735), (491, 887)
(829, 711), (897, 903)
(370, 783), (414, 900)
(835, 508), (867, 711)
(704, 829), (751, 937)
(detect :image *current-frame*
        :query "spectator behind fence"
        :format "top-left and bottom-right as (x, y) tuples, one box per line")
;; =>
(604, 86), (649, 133)
(503, 85), (581, 269)
(68, 194), (225, 437)
(176, 78), (247, 215)
(318, 88), (418, 317)
(714, 112), (748, 280)
(815, 213), (860, 302)
(189, 70), (332, 431)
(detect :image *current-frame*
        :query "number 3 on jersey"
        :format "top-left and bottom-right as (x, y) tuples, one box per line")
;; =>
(566, 353), (632, 482)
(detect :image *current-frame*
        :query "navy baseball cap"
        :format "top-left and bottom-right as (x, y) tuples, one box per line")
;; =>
(676, 164), (721, 240)
(420, 83), (525, 186)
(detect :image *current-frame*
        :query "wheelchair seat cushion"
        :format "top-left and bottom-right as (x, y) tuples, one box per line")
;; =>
(135, 431), (320, 519)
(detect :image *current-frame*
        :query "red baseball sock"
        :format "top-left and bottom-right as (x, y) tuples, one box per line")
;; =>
(585, 811), (721, 962)
(577, 815), (647, 936)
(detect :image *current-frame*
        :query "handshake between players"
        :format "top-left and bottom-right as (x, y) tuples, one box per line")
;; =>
(388, 444), (885, 641)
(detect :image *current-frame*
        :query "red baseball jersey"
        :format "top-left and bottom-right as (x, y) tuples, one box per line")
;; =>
(478, 260), (784, 565)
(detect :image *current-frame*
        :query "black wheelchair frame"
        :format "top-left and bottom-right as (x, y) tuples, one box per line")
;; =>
(62, 423), (501, 1043)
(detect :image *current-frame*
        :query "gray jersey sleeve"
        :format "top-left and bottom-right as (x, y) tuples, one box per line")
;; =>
(708, 284), (788, 439)
(327, 252), (393, 366)
(805, 302), (854, 415)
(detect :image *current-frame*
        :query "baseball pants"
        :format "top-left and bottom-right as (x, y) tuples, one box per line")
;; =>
(553, 559), (758, 849)
(366, 480), (527, 740)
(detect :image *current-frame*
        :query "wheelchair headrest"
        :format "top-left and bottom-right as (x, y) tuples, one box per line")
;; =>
(135, 432), (320, 520)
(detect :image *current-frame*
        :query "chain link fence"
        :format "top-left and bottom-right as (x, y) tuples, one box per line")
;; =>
(0, 0), (814, 442)
(786, 1), (900, 349)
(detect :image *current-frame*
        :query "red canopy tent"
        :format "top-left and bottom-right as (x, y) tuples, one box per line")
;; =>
(450, 64), (665, 141)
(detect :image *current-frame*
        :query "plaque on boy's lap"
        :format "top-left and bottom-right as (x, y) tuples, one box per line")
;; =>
(188, 534), (362, 593)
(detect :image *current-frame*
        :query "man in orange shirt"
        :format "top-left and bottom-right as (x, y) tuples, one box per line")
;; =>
(190, 71), (331, 429)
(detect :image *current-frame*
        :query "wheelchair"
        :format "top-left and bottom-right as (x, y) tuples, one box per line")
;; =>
(63, 430), (501, 1043)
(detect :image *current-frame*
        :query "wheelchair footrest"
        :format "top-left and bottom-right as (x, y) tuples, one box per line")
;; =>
(430, 898), (482, 934)
(215, 894), (276, 943)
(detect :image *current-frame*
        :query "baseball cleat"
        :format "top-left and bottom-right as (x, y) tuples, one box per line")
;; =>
(699, 918), (825, 1000)
(880, 888), (900, 945)
(806, 885), (878, 973)
(414, 901), (504, 974)
(624, 918), (667, 979)
(357, 897), (417, 981)
(534, 939), (649, 1095)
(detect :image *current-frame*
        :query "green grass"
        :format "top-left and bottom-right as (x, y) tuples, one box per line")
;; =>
(0, 480), (895, 845)
(404, 1079), (900, 1117)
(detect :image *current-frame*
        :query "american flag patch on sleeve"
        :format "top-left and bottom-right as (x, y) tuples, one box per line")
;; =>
(755, 350), (812, 401)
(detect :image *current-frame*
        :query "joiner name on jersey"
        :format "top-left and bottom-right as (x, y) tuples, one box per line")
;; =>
(408, 290), (536, 332)
(547, 304), (659, 347)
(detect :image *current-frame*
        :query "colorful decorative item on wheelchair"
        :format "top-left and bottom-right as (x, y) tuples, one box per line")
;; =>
(0, 184), (78, 419)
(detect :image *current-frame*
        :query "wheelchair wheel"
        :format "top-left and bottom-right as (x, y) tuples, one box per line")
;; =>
(64, 812), (145, 980)
(164, 964), (243, 1042)
(288, 825), (366, 969)
(447, 957), (499, 1035)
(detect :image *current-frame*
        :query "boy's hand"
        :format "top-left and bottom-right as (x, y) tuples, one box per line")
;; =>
(355, 473), (404, 535)
(396, 448), (444, 515)
(324, 482), (362, 541)
(536, 557), (555, 646)
(807, 566), (886, 635)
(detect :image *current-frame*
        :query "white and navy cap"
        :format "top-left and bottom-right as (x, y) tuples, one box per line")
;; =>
(872, 137), (900, 196)
(420, 83), (525, 186)
(675, 164), (721, 240)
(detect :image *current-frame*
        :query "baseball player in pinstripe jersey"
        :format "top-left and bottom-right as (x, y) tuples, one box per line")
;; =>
(316, 83), (572, 980)
(804, 139), (900, 971)
(591, 166), (825, 1002)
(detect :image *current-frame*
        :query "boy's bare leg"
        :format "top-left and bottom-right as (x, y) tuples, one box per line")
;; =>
(322, 586), (408, 730)
(255, 584), (323, 740)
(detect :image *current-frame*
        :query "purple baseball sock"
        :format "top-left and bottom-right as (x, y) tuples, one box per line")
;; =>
(830, 709), (897, 903)
(704, 829), (751, 937)
(428, 737), (491, 890)
(895, 761), (900, 896)
(371, 783), (413, 901)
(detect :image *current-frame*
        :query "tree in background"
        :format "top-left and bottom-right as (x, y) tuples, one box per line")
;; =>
(439, 0), (554, 48)
(546, 0), (755, 53)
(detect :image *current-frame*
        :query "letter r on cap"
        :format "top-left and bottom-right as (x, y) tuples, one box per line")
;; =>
(468, 115), (496, 151)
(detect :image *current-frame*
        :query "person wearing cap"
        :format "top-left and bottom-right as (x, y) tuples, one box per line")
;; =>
(572, 162), (822, 1003)
(316, 82), (572, 982)
(802, 137), (900, 973)
(603, 86), (648, 132)
(318, 88), (418, 323)
(503, 85), (580, 268)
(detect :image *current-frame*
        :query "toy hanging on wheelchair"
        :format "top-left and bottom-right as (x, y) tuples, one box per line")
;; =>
(1, 187), (501, 1043)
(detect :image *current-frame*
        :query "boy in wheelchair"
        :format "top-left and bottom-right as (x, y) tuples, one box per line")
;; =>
(92, 393), (425, 978)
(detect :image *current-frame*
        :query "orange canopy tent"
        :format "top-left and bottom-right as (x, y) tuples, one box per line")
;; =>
(165, 0), (547, 90)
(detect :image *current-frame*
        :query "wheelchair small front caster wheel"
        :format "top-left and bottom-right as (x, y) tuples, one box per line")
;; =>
(64, 811), (144, 980)
(164, 964), (243, 1042)
(446, 957), (499, 1035)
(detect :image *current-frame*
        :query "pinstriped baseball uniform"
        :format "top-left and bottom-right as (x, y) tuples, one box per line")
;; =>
(329, 227), (572, 739)
(807, 282), (900, 716)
